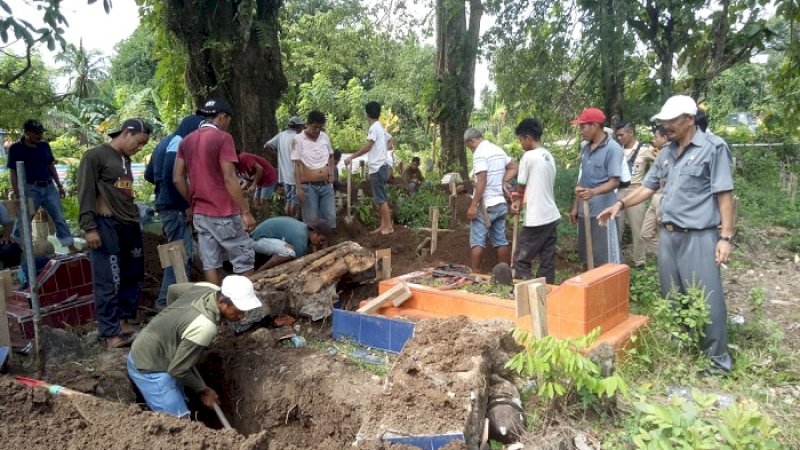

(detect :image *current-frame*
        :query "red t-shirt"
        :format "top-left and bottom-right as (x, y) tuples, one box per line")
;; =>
(177, 125), (240, 217)
(238, 152), (277, 187)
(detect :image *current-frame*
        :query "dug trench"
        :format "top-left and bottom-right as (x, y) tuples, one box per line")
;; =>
(2, 316), (521, 449)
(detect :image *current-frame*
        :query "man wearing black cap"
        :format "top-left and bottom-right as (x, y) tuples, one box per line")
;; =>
(265, 116), (305, 217)
(7, 119), (78, 254)
(78, 118), (153, 349)
(251, 216), (331, 271)
(173, 98), (255, 286)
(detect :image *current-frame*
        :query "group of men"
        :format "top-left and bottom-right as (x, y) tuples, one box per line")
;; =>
(469, 94), (733, 374)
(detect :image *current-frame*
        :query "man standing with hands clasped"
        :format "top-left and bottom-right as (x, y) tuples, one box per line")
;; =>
(78, 119), (153, 349)
(597, 95), (735, 374)
(174, 98), (256, 286)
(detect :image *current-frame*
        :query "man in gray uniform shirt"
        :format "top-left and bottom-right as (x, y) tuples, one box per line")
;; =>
(598, 95), (735, 373)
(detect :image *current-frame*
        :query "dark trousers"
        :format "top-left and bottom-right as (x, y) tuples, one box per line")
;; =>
(514, 220), (559, 283)
(90, 216), (144, 338)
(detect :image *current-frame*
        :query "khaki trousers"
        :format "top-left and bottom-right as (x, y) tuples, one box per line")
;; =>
(617, 186), (647, 266)
(641, 192), (661, 254)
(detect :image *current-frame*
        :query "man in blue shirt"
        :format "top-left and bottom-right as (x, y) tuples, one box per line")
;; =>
(7, 119), (77, 253)
(251, 217), (331, 271)
(145, 115), (203, 309)
(569, 108), (623, 267)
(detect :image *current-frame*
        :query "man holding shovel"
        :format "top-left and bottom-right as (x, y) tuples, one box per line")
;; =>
(127, 275), (262, 418)
(569, 108), (623, 269)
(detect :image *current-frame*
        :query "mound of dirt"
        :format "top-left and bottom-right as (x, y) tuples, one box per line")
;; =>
(0, 377), (269, 450)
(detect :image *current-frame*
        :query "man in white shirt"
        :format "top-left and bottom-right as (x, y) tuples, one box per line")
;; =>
(265, 116), (305, 217)
(344, 101), (394, 234)
(292, 111), (336, 229)
(510, 118), (561, 283)
(465, 128), (518, 271)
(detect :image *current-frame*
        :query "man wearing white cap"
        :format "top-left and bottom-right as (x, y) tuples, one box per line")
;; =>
(598, 95), (735, 374)
(126, 275), (262, 417)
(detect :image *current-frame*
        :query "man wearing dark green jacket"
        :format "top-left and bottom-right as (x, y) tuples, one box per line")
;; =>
(127, 275), (262, 417)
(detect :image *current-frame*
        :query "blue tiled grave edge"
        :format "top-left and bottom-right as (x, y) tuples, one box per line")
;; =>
(384, 432), (466, 450)
(331, 309), (415, 354)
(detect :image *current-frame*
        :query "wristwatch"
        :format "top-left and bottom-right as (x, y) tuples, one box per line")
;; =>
(719, 235), (734, 243)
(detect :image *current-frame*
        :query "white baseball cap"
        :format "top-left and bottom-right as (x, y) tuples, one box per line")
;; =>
(651, 95), (698, 121)
(220, 276), (262, 311)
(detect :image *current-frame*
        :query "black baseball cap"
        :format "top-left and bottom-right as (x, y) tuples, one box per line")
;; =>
(196, 98), (234, 117)
(108, 119), (153, 138)
(306, 219), (333, 237)
(23, 119), (45, 134)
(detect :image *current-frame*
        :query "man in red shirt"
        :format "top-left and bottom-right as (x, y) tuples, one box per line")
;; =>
(173, 98), (256, 285)
(237, 151), (278, 207)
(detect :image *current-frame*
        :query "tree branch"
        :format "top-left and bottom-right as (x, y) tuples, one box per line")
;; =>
(0, 43), (33, 90)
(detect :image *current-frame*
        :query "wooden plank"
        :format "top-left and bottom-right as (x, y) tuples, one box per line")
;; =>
(375, 248), (391, 280)
(514, 277), (546, 318)
(526, 282), (548, 339)
(168, 246), (189, 283)
(157, 240), (185, 269)
(0, 269), (11, 346)
(582, 200), (594, 269)
(449, 181), (457, 228)
(430, 207), (439, 255)
(357, 282), (411, 313)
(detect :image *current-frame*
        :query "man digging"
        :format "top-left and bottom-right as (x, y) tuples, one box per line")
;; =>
(127, 276), (262, 417)
(252, 217), (332, 271)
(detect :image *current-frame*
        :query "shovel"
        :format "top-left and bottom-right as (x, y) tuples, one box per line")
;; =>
(15, 376), (90, 396)
(582, 199), (594, 269)
(192, 367), (233, 429)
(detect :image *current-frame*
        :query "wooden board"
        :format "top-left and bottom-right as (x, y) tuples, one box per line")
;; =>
(526, 282), (548, 339)
(158, 240), (188, 283)
(357, 282), (411, 313)
(514, 277), (546, 318)
(375, 248), (391, 280)
(430, 207), (439, 255)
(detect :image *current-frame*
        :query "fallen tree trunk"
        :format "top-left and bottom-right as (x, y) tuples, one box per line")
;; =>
(233, 241), (376, 333)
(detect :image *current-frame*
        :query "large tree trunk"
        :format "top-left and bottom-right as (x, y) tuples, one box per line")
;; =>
(232, 241), (376, 333)
(598, 0), (624, 122)
(434, 0), (482, 179)
(164, 0), (287, 158)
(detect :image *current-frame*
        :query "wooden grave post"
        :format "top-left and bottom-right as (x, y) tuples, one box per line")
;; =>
(375, 248), (391, 280)
(430, 206), (439, 255)
(449, 181), (457, 228)
(514, 278), (548, 339)
(158, 240), (189, 283)
(357, 282), (411, 314)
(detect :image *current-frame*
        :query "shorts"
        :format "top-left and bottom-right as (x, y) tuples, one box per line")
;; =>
(252, 238), (296, 258)
(285, 184), (298, 206)
(255, 183), (277, 200)
(369, 164), (390, 205)
(470, 203), (509, 248)
(192, 213), (255, 273)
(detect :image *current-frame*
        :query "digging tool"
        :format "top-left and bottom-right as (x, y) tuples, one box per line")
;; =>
(15, 376), (90, 396)
(510, 215), (519, 268)
(191, 367), (232, 429)
(345, 164), (353, 225)
(582, 199), (594, 269)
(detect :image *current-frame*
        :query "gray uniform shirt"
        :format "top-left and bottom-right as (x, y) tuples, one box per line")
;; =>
(578, 136), (624, 217)
(643, 129), (733, 230)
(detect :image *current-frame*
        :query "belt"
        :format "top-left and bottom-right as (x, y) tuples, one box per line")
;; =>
(662, 223), (716, 233)
(303, 180), (329, 185)
(29, 180), (52, 187)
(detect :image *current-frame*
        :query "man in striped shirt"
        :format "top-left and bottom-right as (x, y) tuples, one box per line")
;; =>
(464, 128), (518, 272)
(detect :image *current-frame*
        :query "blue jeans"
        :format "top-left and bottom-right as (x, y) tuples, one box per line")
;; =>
(301, 183), (336, 229)
(470, 203), (509, 248)
(90, 216), (143, 338)
(127, 353), (189, 418)
(156, 210), (193, 307)
(14, 182), (74, 246)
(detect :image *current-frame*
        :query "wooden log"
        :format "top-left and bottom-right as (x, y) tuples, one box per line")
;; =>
(357, 282), (412, 313)
(430, 207), (439, 255)
(234, 241), (376, 332)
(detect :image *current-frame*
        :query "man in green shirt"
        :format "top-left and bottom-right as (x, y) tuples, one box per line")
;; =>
(252, 217), (332, 271)
(126, 275), (262, 417)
